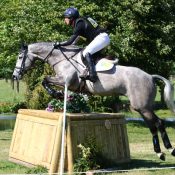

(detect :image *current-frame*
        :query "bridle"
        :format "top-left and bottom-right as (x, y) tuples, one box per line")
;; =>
(14, 48), (29, 78)
(15, 45), (85, 77)
(13, 44), (88, 93)
(12, 46), (30, 91)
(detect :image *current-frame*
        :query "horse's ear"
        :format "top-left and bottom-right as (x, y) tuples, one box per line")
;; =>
(20, 43), (28, 51)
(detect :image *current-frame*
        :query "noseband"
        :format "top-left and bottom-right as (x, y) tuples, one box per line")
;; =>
(15, 47), (30, 76)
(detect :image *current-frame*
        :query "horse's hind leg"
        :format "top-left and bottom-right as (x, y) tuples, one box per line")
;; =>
(138, 109), (165, 160)
(139, 109), (175, 160)
(155, 116), (175, 156)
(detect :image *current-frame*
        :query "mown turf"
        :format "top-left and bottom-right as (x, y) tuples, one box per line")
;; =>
(0, 122), (175, 174)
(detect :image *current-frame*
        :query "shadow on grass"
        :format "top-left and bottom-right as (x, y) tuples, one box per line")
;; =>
(114, 158), (175, 170)
(127, 120), (175, 128)
(0, 138), (11, 140)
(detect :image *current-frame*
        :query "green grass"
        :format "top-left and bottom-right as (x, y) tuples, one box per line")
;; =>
(0, 130), (31, 174)
(114, 122), (175, 175)
(0, 79), (26, 103)
(121, 109), (174, 119)
(0, 122), (175, 174)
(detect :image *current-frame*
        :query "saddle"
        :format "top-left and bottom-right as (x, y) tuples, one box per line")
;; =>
(80, 51), (118, 72)
(60, 46), (118, 72)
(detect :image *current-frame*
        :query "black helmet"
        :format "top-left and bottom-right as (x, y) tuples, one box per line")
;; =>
(64, 7), (79, 19)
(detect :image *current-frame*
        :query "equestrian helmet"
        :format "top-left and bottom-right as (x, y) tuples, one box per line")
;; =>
(64, 7), (79, 19)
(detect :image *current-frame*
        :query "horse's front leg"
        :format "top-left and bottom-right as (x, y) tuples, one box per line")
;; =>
(42, 76), (65, 99)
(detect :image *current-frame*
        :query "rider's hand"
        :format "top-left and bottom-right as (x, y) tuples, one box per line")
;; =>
(53, 42), (60, 49)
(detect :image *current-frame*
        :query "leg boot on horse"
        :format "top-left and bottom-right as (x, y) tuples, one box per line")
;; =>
(156, 119), (175, 157)
(42, 78), (64, 99)
(139, 109), (175, 160)
(80, 53), (98, 82)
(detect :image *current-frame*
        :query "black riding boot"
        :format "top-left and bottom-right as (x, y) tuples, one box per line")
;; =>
(81, 53), (97, 82)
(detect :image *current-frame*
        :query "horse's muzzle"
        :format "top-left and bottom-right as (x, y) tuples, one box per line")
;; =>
(12, 74), (20, 80)
(11, 76), (20, 92)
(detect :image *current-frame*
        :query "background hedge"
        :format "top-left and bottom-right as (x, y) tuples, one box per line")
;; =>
(0, 0), (175, 109)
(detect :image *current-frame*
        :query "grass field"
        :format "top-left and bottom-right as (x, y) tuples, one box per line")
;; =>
(0, 79), (26, 104)
(0, 122), (175, 174)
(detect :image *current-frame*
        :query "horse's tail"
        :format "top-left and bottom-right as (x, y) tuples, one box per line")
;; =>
(152, 74), (175, 113)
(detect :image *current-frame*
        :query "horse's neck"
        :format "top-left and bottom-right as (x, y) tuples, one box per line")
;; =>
(29, 44), (83, 73)
(29, 43), (52, 61)
(30, 43), (81, 58)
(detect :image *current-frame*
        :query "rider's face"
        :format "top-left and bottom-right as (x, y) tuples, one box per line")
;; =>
(64, 18), (71, 25)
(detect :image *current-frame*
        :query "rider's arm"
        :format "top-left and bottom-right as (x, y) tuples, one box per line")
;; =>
(60, 21), (85, 46)
(60, 34), (79, 46)
(72, 36), (81, 45)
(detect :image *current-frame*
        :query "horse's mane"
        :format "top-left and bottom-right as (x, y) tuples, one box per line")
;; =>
(60, 45), (82, 53)
(29, 42), (82, 53)
(30, 42), (53, 48)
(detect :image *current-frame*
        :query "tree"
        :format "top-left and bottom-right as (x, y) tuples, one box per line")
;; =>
(110, 0), (175, 75)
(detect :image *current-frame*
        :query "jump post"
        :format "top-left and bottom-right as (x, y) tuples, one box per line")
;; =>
(9, 109), (130, 173)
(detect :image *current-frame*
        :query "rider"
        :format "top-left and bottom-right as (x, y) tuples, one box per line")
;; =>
(54, 7), (110, 82)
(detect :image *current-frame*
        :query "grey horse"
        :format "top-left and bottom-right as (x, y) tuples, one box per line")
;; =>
(12, 42), (175, 160)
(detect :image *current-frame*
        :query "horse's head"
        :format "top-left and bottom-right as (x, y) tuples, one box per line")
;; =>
(12, 44), (33, 80)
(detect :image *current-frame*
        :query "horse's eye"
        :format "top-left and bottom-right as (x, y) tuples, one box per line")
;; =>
(18, 54), (23, 59)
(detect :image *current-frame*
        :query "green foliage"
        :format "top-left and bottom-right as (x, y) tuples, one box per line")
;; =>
(74, 135), (115, 172)
(10, 101), (27, 113)
(25, 165), (48, 174)
(1, 0), (175, 106)
(22, 61), (53, 108)
(27, 84), (52, 109)
(0, 103), (11, 113)
(74, 144), (100, 172)
(0, 101), (27, 113)
(48, 99), (64, 112)
(49, 93), (90, 113)
(66, 93), (90, 113)
(74, 136), (104, 172)
(110, 0), (175, 76)
(88, 95), (122, 112)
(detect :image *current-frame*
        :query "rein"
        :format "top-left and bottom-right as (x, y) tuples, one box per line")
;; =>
(59, 46), (85, 73)
(44, 47), (55, 62)
(41, 46), (87, 93)
(43, 46), (85, 73)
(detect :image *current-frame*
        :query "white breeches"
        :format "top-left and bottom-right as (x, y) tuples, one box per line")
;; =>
(83, 32), (110, 57)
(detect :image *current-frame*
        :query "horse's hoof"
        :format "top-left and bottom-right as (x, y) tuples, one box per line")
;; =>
(157, 152), (166, 161)
(54, 91), (64, 99)
(168, 148), (175, 156)
(171, 149), (175, 156)
(160, 154), (166, 161)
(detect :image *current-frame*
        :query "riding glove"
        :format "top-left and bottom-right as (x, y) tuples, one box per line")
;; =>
(53, 42), (60, 49)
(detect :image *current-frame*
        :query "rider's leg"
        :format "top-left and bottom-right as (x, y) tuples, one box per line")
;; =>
(81, 33), (110, 82)
(83, 52), (97, 82)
